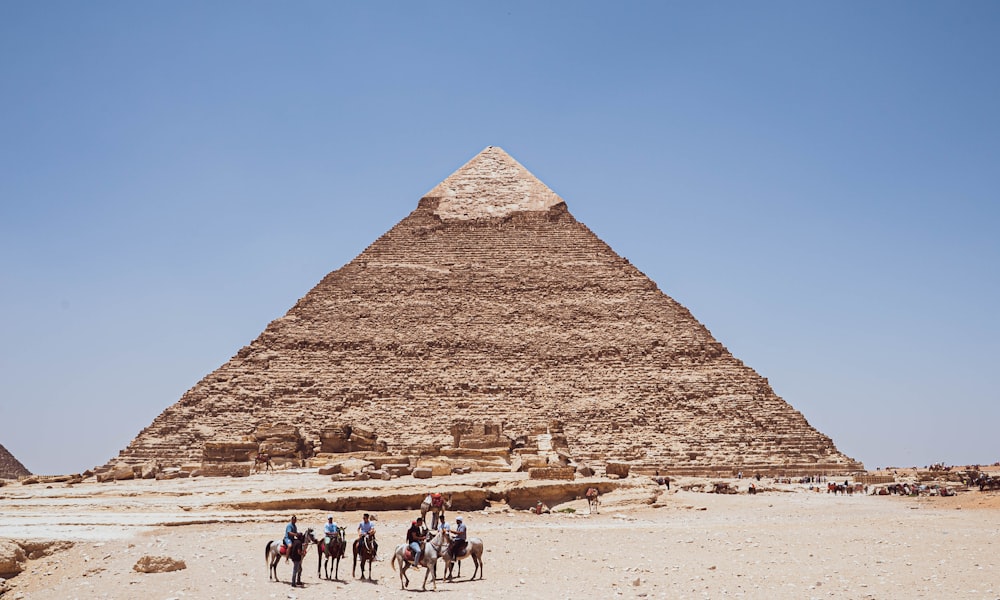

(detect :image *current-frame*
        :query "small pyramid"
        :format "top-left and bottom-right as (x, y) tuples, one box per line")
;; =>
(109, 147), (862, 475)
(0, 443), (31, 479)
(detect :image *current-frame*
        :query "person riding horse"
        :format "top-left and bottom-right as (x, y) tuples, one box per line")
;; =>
(406, 517), (428, 569)
(324, 515), (345, 558)
(448, 515), (467, 557)
(357, 512), (379, 560)
(283, 515), (298, 550)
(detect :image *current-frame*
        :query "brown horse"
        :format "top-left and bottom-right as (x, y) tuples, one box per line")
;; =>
(353, 533), (377, 580)
(585, 487), (600, 514)
(252, 452), (273, 474)
(316, 527), (346, 580)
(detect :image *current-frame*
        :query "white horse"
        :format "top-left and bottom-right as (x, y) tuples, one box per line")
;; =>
(390, 529), (447, 590)
(442, 533), (484, 581)
(265, 528), (315, 583)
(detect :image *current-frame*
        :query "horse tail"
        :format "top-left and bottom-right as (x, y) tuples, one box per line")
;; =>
(390, 551), (397, 570)
(265, 540), (273, 568)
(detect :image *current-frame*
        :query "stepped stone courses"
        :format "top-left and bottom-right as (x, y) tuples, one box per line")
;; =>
(108, 146), (862, 476)
(0, 443), (31, 480)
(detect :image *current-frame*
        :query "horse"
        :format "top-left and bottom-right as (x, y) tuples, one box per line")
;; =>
(390, 529), (447, 590)
(441, 532), (484, 581)
(420, 492), (453, 530)
(316, 526), (346, 580)
(265, 528), (315, 583)
(252, 452), (273, 474)
(585, 487), (600, 514)
(353, 532), (377, 580)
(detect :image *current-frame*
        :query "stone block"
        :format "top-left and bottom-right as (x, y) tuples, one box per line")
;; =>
(133, 555), (187, 573)
(383, 463), (412, 477)
(606, 462), (631, 478)
(528, 466), (575, 480)
(412, 467), (433, 479)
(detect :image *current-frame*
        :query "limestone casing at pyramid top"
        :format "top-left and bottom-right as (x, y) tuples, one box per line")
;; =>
(423, 146), (565, 220)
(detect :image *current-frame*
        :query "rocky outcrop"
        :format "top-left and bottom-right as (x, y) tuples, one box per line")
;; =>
(106, 147), (862, 476)
(0, 540), (73, 580)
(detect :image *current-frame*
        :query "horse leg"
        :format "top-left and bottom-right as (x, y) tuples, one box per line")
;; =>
(423, 564), (435, 591)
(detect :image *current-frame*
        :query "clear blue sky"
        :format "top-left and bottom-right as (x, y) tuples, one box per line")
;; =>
(2, 2), (998, 475)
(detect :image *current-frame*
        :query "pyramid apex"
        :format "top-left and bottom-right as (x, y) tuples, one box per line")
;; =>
(424, 146), (564, 220)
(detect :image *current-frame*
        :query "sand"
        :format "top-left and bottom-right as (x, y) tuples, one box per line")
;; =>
(2, 471), (999, 599)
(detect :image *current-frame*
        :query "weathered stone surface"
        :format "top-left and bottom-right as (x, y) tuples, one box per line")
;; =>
(369, 468), (392, 480)
(133, 555), (187, 573)
(106, 147), (863, 476)
(412, 467), (433, 479)
(97, 465), (135, 483)
(0, 540), (26, 577)
(606, 462), (631, 478)
(415, 459), (454, 477)
(330, 457), (374, 475)
(0, 444), (30, 480)
(529, 466), (576, 480)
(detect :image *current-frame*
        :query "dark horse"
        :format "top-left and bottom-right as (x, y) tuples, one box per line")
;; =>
(266, 528), (315, 584)
(252, 452), (273, 474)
(317, 526), (347, 580)
(353, 533), (377, 580)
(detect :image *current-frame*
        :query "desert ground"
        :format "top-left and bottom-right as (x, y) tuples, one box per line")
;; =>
(2, 470), (999, 600)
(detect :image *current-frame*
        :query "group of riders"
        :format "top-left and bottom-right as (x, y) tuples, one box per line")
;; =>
(278, 492), (468, 572)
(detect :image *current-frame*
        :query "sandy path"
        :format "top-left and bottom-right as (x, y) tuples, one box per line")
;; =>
(3, 478), (1000, 600)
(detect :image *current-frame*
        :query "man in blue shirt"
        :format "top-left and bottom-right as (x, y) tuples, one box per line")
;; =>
(357, 512), (379, 560)
(449, 515), (467, 557)
(283, 515), (298, 548)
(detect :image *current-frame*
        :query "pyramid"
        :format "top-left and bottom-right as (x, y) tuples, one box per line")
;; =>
(0, 443), (31, 479)
(109, 147), (862, 476)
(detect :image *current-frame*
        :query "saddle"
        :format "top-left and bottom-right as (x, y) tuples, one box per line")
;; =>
(279, 544), (287, 555)
(431, 493), (444, 508)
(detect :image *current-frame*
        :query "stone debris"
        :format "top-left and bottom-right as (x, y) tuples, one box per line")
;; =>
(132, 555), (187, 573)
